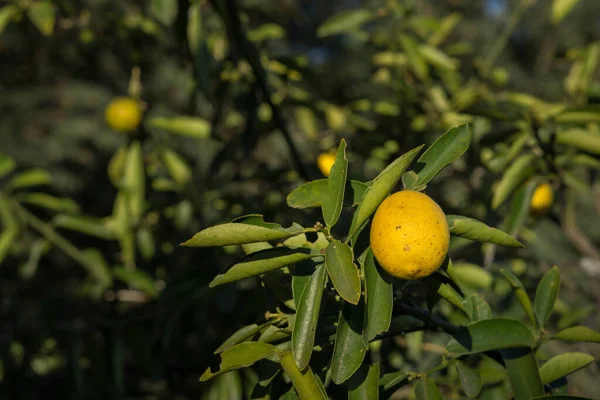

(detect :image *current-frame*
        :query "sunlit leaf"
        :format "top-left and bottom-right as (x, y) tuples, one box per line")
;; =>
(113, 266), (158, 298)
(150, 0), (178, 26)
(287, 180), (369, 209)
(491, 154), (536, 209)
(534, 266), (560, 328)
(200, 342), (276, 381)
(325, 240), (360, 305)
(322, 140), (348, 228)
(447, 215), (523, 247)
(317, 9), (374, 38)
(148, 116), (211, 139)
(551, 325), (600, 343)
(331, 301), (367, 384)
(27, 1), (55, 36)
(539, 352), (594, 384)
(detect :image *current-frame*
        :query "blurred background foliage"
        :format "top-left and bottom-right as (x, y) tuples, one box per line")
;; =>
(0, 0), (599, 398)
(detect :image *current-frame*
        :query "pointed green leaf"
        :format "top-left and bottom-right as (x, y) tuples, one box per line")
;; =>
(539, 352), (594, 384)
(348, 362), (380, 400)
(292, 259), (315, 307)
(467, 294), (492, 321)
(379, 371), (409, 391)
(451, 263), (493, 289)
(6, 169), (52, 191)
(317, 9), (374, 38)
(287, 180), (368, 209)
(52, 215), (116, 240)
(200, 342), (276, 381)
(124, 141), (145, 225)
(0, 6), (20, 36)
(325, 240), (361, 305)
(534, 266), (560, 327)
(532, 396), (595, 399)
(500, 269), (536, 326)
(322, 140), (348, 228)
(424, 269), (469, 317)
(150, 0), (178, 26)
(113, 266), (158, 298)
(492, 154), (536, 209)
(552, 0), (582, 23)
(216, 323), (270, 354)
(399, 34), (429, 82)
(27, 0), (55, 36)
(18, 193), (80, 214)
(331, 301), (367, 384)
(148, 116), (211, 139)
(414, 125), (470, 186)
(554, 106), (600, 124)
(551, 326), (600, 343)
(447, 318), (535, 356)
(500, 348), (544, 400)
(182, 215), (304, 247)
(555, 128), (600, 155)
(363, 248), (393, 341)
(162, 149), (192, 186)
(0, 154), (15, 178)
(348, 145), (423, 238)
(414, 377), (443, 400)
(210, 248), (313, 287)
(292, 264), (327, 370)
(402, 171), (419, 190)
(447, 215), (523, 247)
(456, 361), (482, 398)
(505, 179), (538, 235)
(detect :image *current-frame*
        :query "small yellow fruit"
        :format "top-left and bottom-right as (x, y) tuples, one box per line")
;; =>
(317, 152), (336, 177)
(370, 190), (450, 280)
(530, 183), (553, 216)
(105, 97), (142, 133)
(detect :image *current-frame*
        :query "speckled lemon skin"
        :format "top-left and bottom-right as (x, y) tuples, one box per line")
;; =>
(370, 190), (450, 280)
(530, 183), (553, 216)
(105, 97), (142, 133)
(317, 152), (336, 177)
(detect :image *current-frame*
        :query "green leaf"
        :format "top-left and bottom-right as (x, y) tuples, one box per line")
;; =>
(551, 325), (600, 343)
(287, 180), (368, 209)
(402, 171), (419, 190)
(200, 342), (276, 381)
(162, 150), (192, 186)
(347, 145), (423, 238)
(414, 125), (471, 186)
(539, 352), (594, 384)
(552, 0), (582, 23)
(500, 348), (544, 400)
(0, 154), (16, 178)
(505, 179), (538, 235)
(420, 45), (459, 71)
(447, 318), (535, 356)
(451, 263), (493, 289)
(27, 1), (55, 36)
(292, 259), (315, 307)
(322, 140), (348, 228)
(107, 146), (128, 186)
(148, 116), (211, 139)
(447, 215), (523, 247)
(467, 294), (492, 321)
(248, 23), (286, 42)
(187, 2), (203, 55)
(210, 247), (313, 287)
(18, 193), (80, 214)
(124, 141), (145, 225)
(182, 215), (304, 247)
(534, 266), (560, 328)
(53, 215), (116, 240)
(363, 248), (393, 341)
(150, 0), (178, 26)
(325, 240), (361, 305)
(292, 264), (327, 370)
(331, 301), (367, 384)
(6, 169), (52, 191)
(456, 361), (482, 398)
(414, 377), (443, 400)
(492, 153), (537, 209)
(500, 269), (536, 326)
(555, 128), (600, 156)
(216, 323), (269, 354)
(399, 34), (429, 82)
(0, 5), (20, 36)
(532, 397), (595, 399)
(112, 267), (158, 298)
(554, 106), (600, 124)
(317, 9), (374, 38)
(348, 362), (380, 400)
(379, 371), (409, 391)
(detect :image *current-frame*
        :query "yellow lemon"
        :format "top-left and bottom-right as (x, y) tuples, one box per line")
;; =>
(370, 190), (450, 280)
(317, 152), (336, 177)
(105, 97), (142, 133)
(530, 182), (553, 216)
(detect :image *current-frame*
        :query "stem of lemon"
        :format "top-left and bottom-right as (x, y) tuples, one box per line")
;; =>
(279, 351), (326, 400)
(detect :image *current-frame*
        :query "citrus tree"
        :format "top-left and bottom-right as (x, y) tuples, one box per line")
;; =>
(184, 125), (599, 399)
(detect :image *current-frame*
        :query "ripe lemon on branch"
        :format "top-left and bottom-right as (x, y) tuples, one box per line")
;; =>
(370, 190), (450, 280)
(105, 97), (143, 133)
(530, 182), (553, 216)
